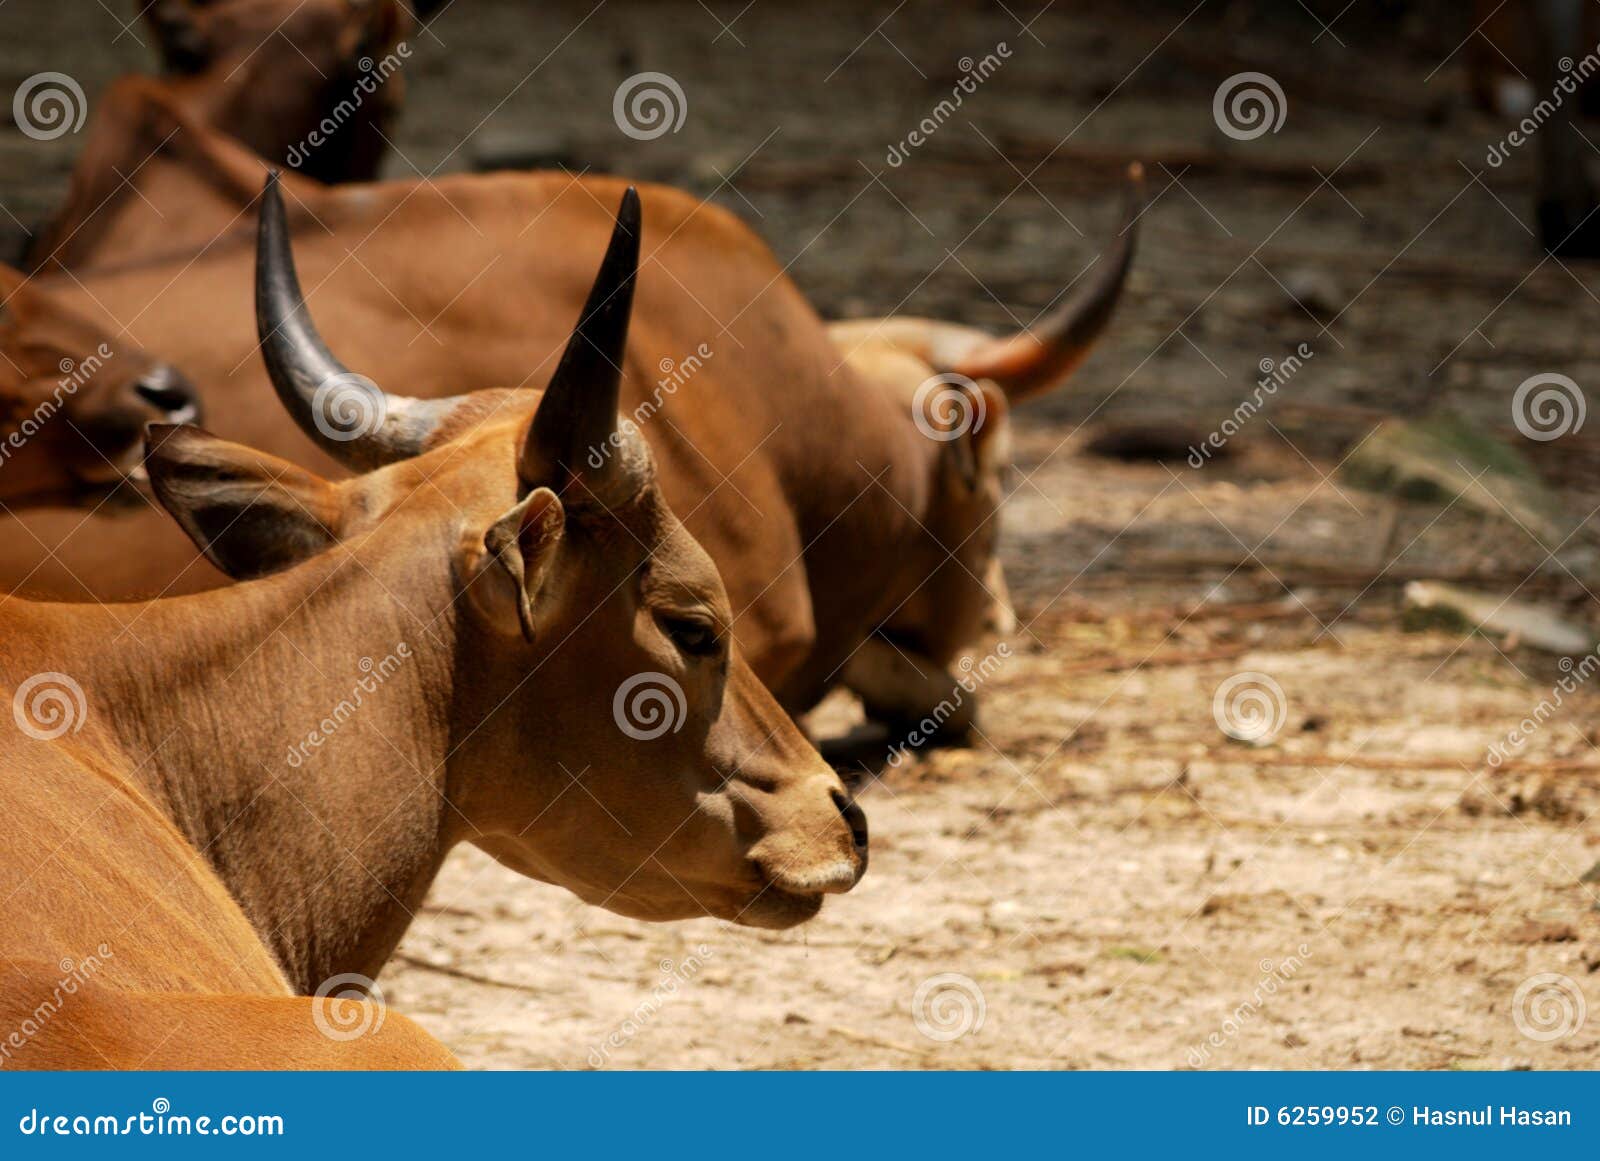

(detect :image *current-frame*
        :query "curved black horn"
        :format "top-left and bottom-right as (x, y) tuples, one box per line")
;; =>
(255, 171), (458, 470)
(520, 186), (645, 503)
(953, 162), (1143, 402)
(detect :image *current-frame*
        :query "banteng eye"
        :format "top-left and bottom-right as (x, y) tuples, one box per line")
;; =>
(661, 615), (721, 658)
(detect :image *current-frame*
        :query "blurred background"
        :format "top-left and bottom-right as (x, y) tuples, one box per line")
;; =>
(0, 0), (1577, 451)
(3, 1), (1598, 1069)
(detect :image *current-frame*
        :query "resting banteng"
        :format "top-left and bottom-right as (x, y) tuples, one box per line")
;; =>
(0, 180), (865, 1069)
(20, 1), (408, 272)
(0, 264), (199, 507)
(820, 169), (1139, 735)
(1469, 0), (1600, 256)
(4, 100), (1139, 735)
(139, 0), (413, 183)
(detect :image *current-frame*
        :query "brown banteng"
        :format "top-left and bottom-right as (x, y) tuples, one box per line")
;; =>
(139, 0), (413, 182)
(0, 264), (199, 508)
(0, 180), (864, 1069)
(1469, 0), (1600, 256)
(6, 93), (1138, 735)
(24, 78), (327, 275)
(20, 0), (409, 272)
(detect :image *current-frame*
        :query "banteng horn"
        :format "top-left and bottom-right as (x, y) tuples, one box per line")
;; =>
(255, 170), (463, 470)
(517, 186), (649, 508)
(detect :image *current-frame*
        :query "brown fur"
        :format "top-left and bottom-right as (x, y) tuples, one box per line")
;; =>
(142, 0), (411, 183)
(7, 87), (1133, 726)
(0, 264), (199, 506)
(0, 211), (865, 1066)
(1, 406), (862, 1065)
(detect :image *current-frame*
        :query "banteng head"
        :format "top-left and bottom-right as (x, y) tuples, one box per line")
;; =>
(144, 173), (866, 928)
(0, 266), (199, 507)
(831, 165), (1142, 671)
(140, 0), (414, 183)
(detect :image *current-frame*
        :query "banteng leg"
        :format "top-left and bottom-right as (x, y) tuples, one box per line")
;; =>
(0, 965), (458, 1070)
(841, 637), (980, 747)
(1537, 0), (1600, 255)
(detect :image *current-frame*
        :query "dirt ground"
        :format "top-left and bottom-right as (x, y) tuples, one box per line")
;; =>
(5, 0), (1600, 1067)
(385, 450), (1600, 1070)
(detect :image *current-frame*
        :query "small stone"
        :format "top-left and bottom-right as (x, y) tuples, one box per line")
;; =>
(1405, 581), (1594, 656)
(1507, 919), (1578, 944)
(1281, 266), (1341, 316)
(1342, 411), (1568, 544)
(469, 130), (582, 173)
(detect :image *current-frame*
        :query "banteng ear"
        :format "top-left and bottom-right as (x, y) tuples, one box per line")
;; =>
(971, 380), (1010, 467)
(940, 380), (1008, 493)
(0, 264), (25, 325)
(145, 1), (212, 73)
(944, 426), (979, 492)
(144, 424), (346, 580)
(462, 487), (567, 643)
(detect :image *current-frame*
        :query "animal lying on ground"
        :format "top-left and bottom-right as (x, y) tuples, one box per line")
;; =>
(0, 178), (865, 1068)
(0, 263), (199, 508)
(23, 0), (414, 273)
(1470, 0), (1600, 256)
(138, 0), (413, 183)
(6, 83), (1140, 738)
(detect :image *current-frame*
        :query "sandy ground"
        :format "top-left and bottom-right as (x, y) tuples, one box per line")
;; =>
(4, 0), (1600, 1067)
(383, 439), (1600, 1069)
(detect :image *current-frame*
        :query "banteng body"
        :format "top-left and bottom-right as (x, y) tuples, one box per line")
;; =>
(6, 89), (1138, 733)
(0, 181), (864, 1068)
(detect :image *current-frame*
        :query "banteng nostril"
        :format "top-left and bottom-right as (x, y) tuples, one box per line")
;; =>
(833, 787), (869, 852)
(133, 367), (200, 423)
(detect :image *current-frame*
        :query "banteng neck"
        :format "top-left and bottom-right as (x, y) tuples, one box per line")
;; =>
(0, 529), (466, 992)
